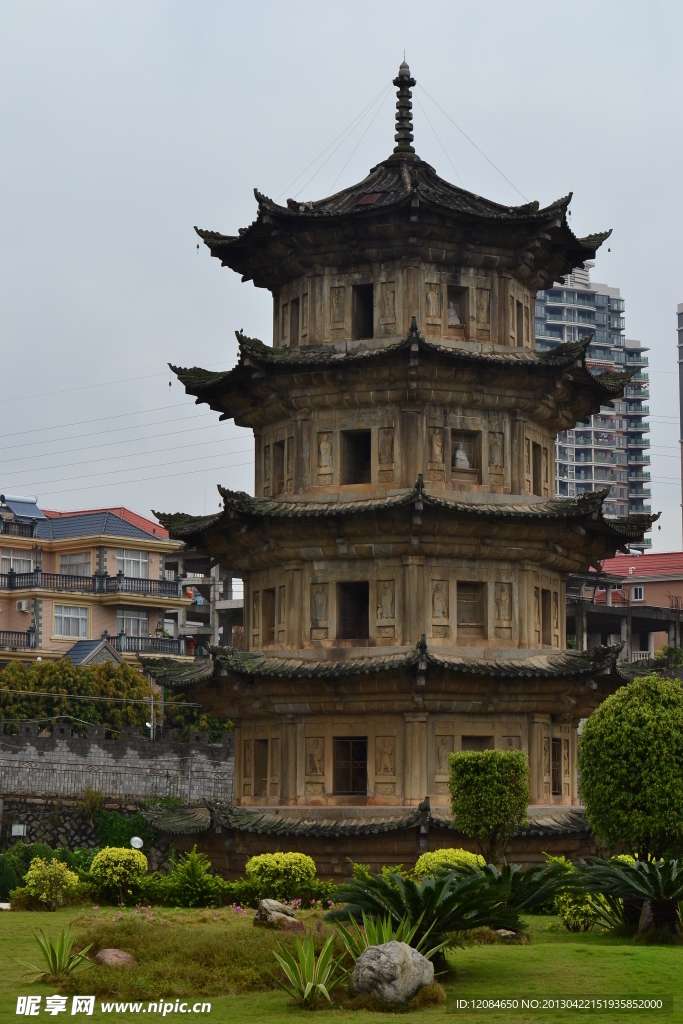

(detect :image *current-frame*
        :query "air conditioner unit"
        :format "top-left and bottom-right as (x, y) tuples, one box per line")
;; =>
(16, 600), (30, 613)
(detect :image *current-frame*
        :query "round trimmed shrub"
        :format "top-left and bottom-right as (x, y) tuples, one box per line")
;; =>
(414, 848), (485, 877)
(245, 852), (316, 901)
(22, 856), (79, 911)
(90, 847), (148, 905)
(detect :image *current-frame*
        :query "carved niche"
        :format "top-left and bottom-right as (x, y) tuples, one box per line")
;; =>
(429, 428), (444, 466)
(495, 583), (511, 622)
(380, 282), (396, 336)
(310, 583), (329, 641)
(426, 283), (441, 321)
(286, 436), (294, 484)
(432, 580), (449, 619)
(264, 445), (271, 494)
(436, 735), (454, 775)
(543, 735), (550, 777)
(330, 286), (345, 323)
(271, 738), (280, 779)
(378, 427), (394, 467)
(302, 293), (309, 334)
(377, 580), (395, 620)
(488, 432), (504, 470)
(317, 432), (333, 485)
(375, 736), (395, 776)
(563, 738), (570, 779)
(476, 287), (490, 341)
(306, 737), (325, 776)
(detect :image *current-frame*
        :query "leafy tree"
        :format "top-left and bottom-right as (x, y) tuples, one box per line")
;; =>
(578, 674), (683, 858)
(22, 857), (80, 911)
(448, 750), (529, 864)
(89, 847), (148, 905)
(245, 853), (316, 902)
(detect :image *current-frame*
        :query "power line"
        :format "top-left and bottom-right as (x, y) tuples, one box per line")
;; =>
(330, 90), (392, 191)
(417, 82), (528, 202)
(0, 687), (198, 707)
(27, 458), (254, 499)
(414, 96), (464, 188)
(0, 403), (212, 443)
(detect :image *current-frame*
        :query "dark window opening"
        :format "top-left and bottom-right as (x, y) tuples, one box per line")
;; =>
(516, 300), (524, 348)
(338, 581), (369, 639)
(352, 284), (374, 340)
(541, 588), (552, 646)
(333, 736), (367, 794)
(262, 588), (276, 645)
(461, 735), (494, 751)
(457, 582), (485, 638)
(272, 440), (285, 495)
(532, 442), (543, 496)
(341, 430), (371, 485)
(254, 739), (269, 798)
(451, 430), (481, 482)
(551, 737), (562, 795)
(290, 298), (300, 346)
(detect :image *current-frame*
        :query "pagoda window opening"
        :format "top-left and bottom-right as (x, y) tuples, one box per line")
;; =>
(516, 301), (524, 348)
(457, 582), (485, 638)
(338, 581), (369, 639)
(253, 739), (269, 798)
(341, 430), (371, 485)
(541, 588), (552, 646)
(272, 440), (285, 495)
(262, 588), (276, 645)
(352, 284), (374, 340)
(290, 298), (300, 346)
(451, 430), (481, 484)
(447, 286), (466, 331)
(461, 735), (494, 751)
(551, 737), (562, 795)
(532, 442), (543, 495)
(333, 736), (367, 794)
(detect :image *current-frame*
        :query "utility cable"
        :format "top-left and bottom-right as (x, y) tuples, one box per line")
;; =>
(25, 458), (254, 499)
(414, 96), (464, 187)
(330, 89), (391, 191)
(0, 403), (213, 443)
(0, 687), (199, 707)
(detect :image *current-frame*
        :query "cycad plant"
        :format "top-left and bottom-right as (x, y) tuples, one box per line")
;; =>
(271, 934), (347, 1005)
(334, 909), (445, 961)
(577, 858), (683, 933)
(18, 928), (93, 983)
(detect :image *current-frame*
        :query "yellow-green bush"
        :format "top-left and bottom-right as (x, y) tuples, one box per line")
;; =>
(90, 847), (148, 905)
(20, 856), (79, 911)
(245, 853), (316, 902)
(414, 848), (485, 877)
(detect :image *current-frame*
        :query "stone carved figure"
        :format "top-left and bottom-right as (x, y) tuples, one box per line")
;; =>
(429, 428), (444, 465)
(476, 287), (490, 324)
(426, 284), (440, 319)
(330, 286), (345, 323)
(378, 428), (394, 466)
(552, 592), (559, 629)
(375, 736), (395, 775)
(432, 581), (449, 619)
(244, 740), (252, 778)
(534, 587), (540, 624)
(454, 443), (470, 469)
(264, 445), (271, 484)
(286, 438), (293, 478)
(271, 738), (280, 778)
(313, 584), (329, 622)
(525, 439), (531, 478)
(489, 432), (503, 469)
(252, 592), (260, 629)
(495, 582), (511, 622)
(377, 581), (395, 620)
(306, 737), (324, 776)
(543, 736), (550, 777)
(437, 735), (453, 774)
(381, 282), (395, 320)
(318, 433), (332, 470)
(278, 585), (286, 625)
(447, 295), (461, 325)
(563, 738), (570, 779)
(302, 293), (309, 332)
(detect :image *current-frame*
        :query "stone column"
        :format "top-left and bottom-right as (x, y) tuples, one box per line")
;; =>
(210, 564), (221, 645)
(576, 603), (587, 652)
(279, 716), (298, 806)
(402, 555), (425, 645)
(668, 622), (675, 648)
(528, 714), (551, 804)
(403, 712), (428, 806)
(648, 632), (655, 658)
(626, 607), (632, 662)
(619, 616), (628, 662)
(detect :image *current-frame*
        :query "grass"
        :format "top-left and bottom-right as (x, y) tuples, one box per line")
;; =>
(0, 908), (680, 1023)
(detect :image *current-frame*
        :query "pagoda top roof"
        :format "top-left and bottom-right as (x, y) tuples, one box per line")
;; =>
(195, 63), (610, 290)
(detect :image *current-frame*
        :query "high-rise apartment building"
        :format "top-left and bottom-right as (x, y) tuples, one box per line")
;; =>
(535, 264), (651, 550)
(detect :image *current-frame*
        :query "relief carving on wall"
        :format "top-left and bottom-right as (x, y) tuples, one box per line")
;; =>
(306, 737), (324, 776)
(381, 282), (396, 320)
(311, 583), (329, 623)
(330, 286), (345, 323)
(543, 736), (550, 777)
(286, 437), (293, 479)
(543, 447), (549, 484)
(476, 287), (490, 325)
(318, 433), (333, 471)
(378, 428), (394, 466)
(436, 735), (454, 774)
(278, 585), (286, 625)
(271, 738), (280, 778)
(252, 592), (260, 629)
(302, 293), (309, 332)
(489, 432), (504, 469)
(494, 582), (512, 622)
(432, 580), (449, 620)
(264, 445), (271, 485)
(243, 740), (252, 779)
(534, 587), (540, 625)
(429, 428), (444, 465)
(525, 438), (531, 478)
(563, 738), (570, 778)
(281, 303), (288, 342)
(375, 736), (395, 776)
(377, 580), (395, 620)
(426, 283), (441, 320)
(552, 592), (559, 630)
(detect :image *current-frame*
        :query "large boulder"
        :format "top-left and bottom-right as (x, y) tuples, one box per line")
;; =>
(253, 898), (297, 928)
(348, 941), (434, 1004)
(95, 949), (137, 967)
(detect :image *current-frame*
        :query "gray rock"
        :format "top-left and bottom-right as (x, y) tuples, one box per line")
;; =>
(494, 929), (517, 939)
(253, 899), (297, 928)
(348, 941), (434, 1004)
(638, 901), (654, 933)
(95, 948), (137, 967)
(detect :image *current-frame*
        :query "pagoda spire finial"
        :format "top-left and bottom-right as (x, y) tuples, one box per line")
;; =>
(392, 60), (417, 156)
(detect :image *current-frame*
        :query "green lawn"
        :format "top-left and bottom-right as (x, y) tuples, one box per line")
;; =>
(0, 908), (680, 1024)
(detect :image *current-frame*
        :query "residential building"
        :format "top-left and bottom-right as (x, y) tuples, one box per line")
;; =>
(0, 494), (192, 665)
(535, 264), (651, 549)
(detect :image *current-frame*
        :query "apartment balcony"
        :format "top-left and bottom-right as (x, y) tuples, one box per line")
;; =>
(628, 471), (651, 481)
(0, 570), (182, 599)
(629, 488), (651, 498)
(0, 628), (35, 649)
(0, 520), (36, 538)
(111, 634), (186, 655)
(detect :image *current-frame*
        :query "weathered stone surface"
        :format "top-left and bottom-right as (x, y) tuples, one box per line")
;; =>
(348, 941), (433, 1004)
(494, 929), (517, 939)
(95, 949), (137, 967)
(253, 899), (297, 928)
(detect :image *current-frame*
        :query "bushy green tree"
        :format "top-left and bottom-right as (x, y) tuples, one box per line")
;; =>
(414, 848), (484, 877)
(89, 847), (148, 905)
(448, 750), (529, 864)
(22, 857), (80, 911)
(578, 674), (683, 858)
(245, 852), (316, 902)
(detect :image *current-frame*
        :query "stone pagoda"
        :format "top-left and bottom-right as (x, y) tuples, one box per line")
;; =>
(156, 64), (653, 853)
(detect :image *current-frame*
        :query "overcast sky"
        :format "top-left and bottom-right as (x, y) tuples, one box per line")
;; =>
(1, 1), (682, 551)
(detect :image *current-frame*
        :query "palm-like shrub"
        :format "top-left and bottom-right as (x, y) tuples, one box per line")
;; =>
(18, 928), (92, 983)
(271, 934), (347, 1005)
(577, 858), (683, 933)
(165, 847), (226, 908)
(334, 909), (444, 962)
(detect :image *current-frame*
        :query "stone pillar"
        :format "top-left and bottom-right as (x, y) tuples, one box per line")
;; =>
(668, 622), (676, 648)
(403, 712), (428, 806)
(576, 603), (587, 652)
(528, 714), (551, 805)
(402, 555), (425, 645)
(626, 607), (632, 662)
(619, 616), (628, 662)
(648, 632), (655, 658)
(279, 716), (298, 806)
(676, 611), (681, 649)
(605, 585), (612, 607)
(210, 564), (221, 645)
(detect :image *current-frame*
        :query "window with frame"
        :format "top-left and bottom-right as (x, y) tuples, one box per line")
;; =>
(451, 430), (481, 482)
(116, 608), (149, 637)
(457, 582), (485, 638)
(59, 552), (92, 577)
(54, 605), (88, 638)
(631, 585), (644, 601)
(1, 548), (33, 573)
(333, 737), (367, 794)
(116, 549), (149, 579)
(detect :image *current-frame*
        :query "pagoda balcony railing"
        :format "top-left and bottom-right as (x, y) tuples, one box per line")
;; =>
(0, 628), (35, 649)
(0, 570), (181, 598)
(111, 634), (186, 655)
(0, 520), (36, 538)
